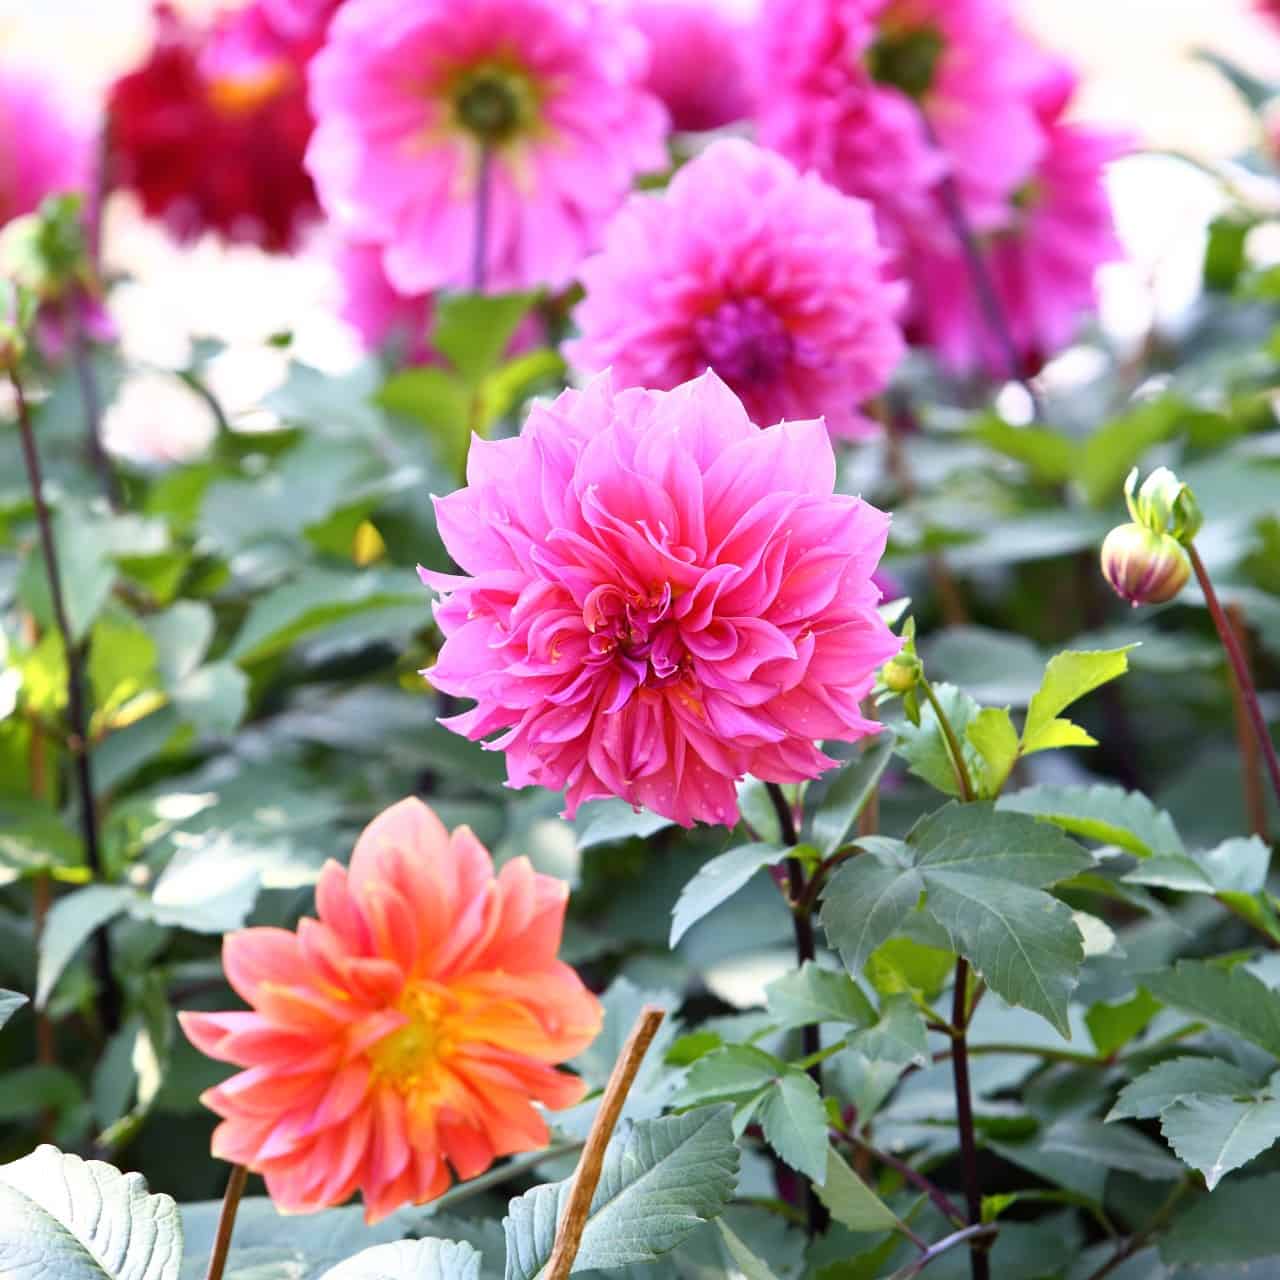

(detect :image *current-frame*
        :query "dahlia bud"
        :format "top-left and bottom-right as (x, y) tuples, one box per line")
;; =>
(1124, 466), (1203, 545)
(0, 278), (34, 370)
(0, 195), (90, 302)
(882, 651), (922, 694)
(1101, 522), (1191, 607)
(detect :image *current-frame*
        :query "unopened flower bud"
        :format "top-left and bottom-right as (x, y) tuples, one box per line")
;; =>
(1101, 522), (1190, 607)
(0, 278), (33, 370)
(882, 651), (922, 694)
(1124, 466), (1203, 545)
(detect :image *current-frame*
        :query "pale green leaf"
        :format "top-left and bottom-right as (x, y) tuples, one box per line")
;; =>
(0, 988), (28, 1028)
(814, 1147), (902, 1234)
(670, 843), (788, 947)
(1160, 1172), (1280, 1265)
(997, 783), (1184, 859)
(1142, 961), (1280, 1057)
(36, 885), (134, 1009)
(1085, 990), (1161, 1057)
(966, 707), (1019, 798)
(433, 292), (536, 384)
(759, 1072), (828, 1182)
(803, 734), (894, 855)
(847, 994), (929, 1067)
(318, 1239), (481, 1280)
(502, 1106), (739, 1280)
(1108, 1056), (1257, 1122)
(1122, 855), (1213, 893)
(714, 1221), (779, 1280)
(1160, 1093), (1280, 1189)
(819, 858), (923, 976)
(895, 683), (984, 797)
(764, 962), (875, 1030)
(670, 1046), (782, 1108)
(1021, 648), (1133, 756)
(1197, 835), (1271, 893)
(575, 800), (674, 852)
(0, 1144), (181, 1280)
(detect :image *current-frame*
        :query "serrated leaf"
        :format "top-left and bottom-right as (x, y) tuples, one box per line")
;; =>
(0, 1144), (181, 1280)
(670, 1046), (783, 1108)
(1021, 648), (1133, 756)
(997, 783), (1183, 859)
(36, 885), (134, 1009)
(966, 707), (1019, 798)
(1197, 835), (1271, 893)
(759, 1072), (828, 1182)
(820, 857), (923, 976)
(1160, 1172), (1280, 1265)
(923, 876), (1084, 1036)
(803, 734), (894, 855)
(318, 1239), (481, 1280)
(670, 843), (788, 947)
(714, 1221), (779, 1280)
(1142, 961), (1280, 1057)
(896, 683), (984, 797)
(814, 1147), (902, 1234)
(765, 962), (875, 1030)
(1122, 855), (1213, 893)
(0, 988), (28, 1028)
(847, 994), (929, 1067)
(1160, 1093), (1280, 1190)
(502, 1106), (738, 1280)
(575, 800), (675, 852)
(1108, 1056), (1258, 1121)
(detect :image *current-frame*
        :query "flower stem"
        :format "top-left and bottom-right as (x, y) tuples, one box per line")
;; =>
(9, 367), (120, 1033)
(920, 677), (976, 803)
(546, 1006), (666, 1280)
(1188, 544), (1280, 812)
(920, 116), (1042, 417)
(205, 1164), (249, 1280)
(1227, 603), (1270, 840)
(890, 1224), (998, 1280)
(765, 781), (828, 1236)
(949, 958), (989, 1280)
(844, 1131), (966, 1228)
(471, 145), (494, 294)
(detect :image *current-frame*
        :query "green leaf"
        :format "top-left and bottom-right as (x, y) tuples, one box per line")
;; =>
(1122, 855), (1213, 892)
(0, 1065), (84, 1122)
(36, 885), (134, 1009)
(0, 797), (83, 884)
(173, 662), (248, 736)
(895, 682), (984, 797)
(847, 994), (929, 1068)
(575, 800), (675, 852)
(1160, 1092), (1280, 1190)
(814, 1147), (903, 1234)
(144, 837), (262, 934)
(88, 615), (159, 721)
(1085, 990), (1161, 1057)
(759, 1071), (829, 1182)
(18, 510), (116, 643)
(502, 1106), (739, 1280)
(1108, 1056), (1258, 1122)
(1194, 48), (1277, 112)
(433, 292), (536, 384)
(1160, 1172), (1280, 1266)
(867, 937), (953, 1000)
(318, 1239), (481, 1280)
(477, 349), (566, 431)
(143, 602), (214, 688)
(0, 1144), (181, 1280)
(670, 843), (788, 946)
(1077, 399), (1186, 507)
(670, 1046), (783, 1108)
(1202, 213), (1254, 292)
(803, 734), (894, 855)
(820, 857), (923, 976)
(1197, 835), (1271, 893)
(966, 708), (1019, 798)
(924, 626), (1047, 707)
(0, 988), (27, 1028)
(765, 962), (875, 1030)
(714, 1221), (779, 1280)
(971, 415), (1077, 485)
(1021, 648), (1133, 756)
(997, 783), (1184, 859)
(227, 567), (422, 664)
(1142, 961), (1280, 1057)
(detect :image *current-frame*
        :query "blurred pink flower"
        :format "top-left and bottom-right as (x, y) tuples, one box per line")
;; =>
(261, 0), (343, 41)
(306, 0), (668, 294)
(622, 0), (752, 132)
(335, 240), (434, 364)
(568, 139), (905, 440)
(904, 63), (1128, 376)
(0, 66), (92, 226)
(421, 370), (899, 828)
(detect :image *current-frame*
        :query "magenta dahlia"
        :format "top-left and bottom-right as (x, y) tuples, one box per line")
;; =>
(306, 0), (669, 294)
(334, 239), (434, 364)
(0, 65), (92, 227)
(904, 62), (1128, 377)
(568, 139), (905, 440)
(260, 0), (343, 41)
(420, 371), (899, 828)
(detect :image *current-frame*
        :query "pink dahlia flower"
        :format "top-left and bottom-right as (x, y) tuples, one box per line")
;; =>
(568, 139), (905, 440)
(261, 0), (343, 41)
(905, 63), (1128, 377)
(306, 0), (669, 294)
(182, 798), (600, 1223)
(622, 0), (753, 132)
(755, 0), (1045, 248)
(421, 370), (899, 828)
(0, 66), (92, 227)
(335, 240), (434, 364)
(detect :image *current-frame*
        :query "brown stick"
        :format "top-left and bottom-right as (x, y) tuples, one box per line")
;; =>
(1226, 604), (1269, 841)
(544, 1006), (667, 1280)
(204, 1163), (249, 1280)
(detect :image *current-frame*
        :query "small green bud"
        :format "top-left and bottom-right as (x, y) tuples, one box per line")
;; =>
(0, 194), (90, 302)
(1123, 466), (1203, 545)
(0, 278), (34, 370)
(882, 651), (922, 694)
(1101, 522), (1190, 607)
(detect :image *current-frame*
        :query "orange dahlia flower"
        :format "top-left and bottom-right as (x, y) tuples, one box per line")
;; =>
(179, 798), (602, 1222)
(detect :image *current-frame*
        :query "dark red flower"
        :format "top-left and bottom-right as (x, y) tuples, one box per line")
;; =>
(107, 3), (319, 252)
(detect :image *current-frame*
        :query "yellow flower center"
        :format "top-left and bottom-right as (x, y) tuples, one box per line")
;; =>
(370, 982), (460, 1092)
(207, 63), (294, 117)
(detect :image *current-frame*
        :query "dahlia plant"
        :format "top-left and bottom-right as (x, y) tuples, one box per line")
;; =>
(1, 2), (1280, 1280)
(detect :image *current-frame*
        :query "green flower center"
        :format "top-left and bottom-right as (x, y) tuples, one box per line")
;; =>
(867, 26), (945, 100)
(450, 65), (538, 145)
